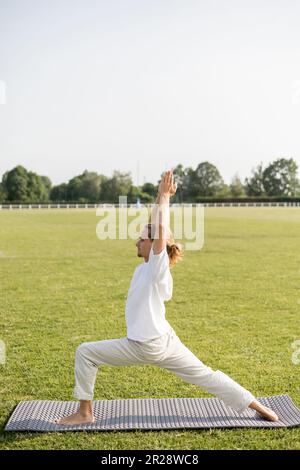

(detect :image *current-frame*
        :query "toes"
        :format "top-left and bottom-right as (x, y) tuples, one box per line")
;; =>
(55, 418), (65, 425)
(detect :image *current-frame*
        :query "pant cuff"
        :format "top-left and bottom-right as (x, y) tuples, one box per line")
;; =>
(233, 394), (256, 414)
(73, 387), (93, 401)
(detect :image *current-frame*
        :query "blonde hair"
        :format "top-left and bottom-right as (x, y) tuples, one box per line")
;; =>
(146, 223), (183, 268)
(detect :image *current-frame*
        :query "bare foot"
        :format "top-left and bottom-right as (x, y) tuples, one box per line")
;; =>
(249, 399), (279, 422)
(55, 411), (95, 426)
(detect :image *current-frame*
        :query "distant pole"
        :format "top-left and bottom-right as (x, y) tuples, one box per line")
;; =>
(137, 160), (140, 187)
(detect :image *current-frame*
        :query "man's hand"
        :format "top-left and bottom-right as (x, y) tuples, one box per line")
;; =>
(158, 170), (177, 197)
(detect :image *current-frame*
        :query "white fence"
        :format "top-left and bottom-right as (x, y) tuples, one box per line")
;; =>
(0, 202), (299, 210)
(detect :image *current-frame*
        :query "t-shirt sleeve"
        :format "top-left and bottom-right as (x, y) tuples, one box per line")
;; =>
(158, 272), (173, 301)
(148, 246), (170, 283)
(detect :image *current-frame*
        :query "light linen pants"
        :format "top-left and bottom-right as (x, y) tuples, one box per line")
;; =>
(73, 327), (255, 414)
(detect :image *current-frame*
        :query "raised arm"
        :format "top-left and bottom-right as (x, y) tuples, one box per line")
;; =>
(150, 170), (177, 255)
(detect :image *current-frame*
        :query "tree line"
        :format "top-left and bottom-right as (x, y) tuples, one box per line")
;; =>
(0, 158), (299, 204)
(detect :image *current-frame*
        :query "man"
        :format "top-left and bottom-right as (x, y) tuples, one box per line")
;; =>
(56, 170), (278, 425)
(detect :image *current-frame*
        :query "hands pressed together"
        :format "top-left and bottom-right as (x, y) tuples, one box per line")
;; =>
(158, 170), (177, 198)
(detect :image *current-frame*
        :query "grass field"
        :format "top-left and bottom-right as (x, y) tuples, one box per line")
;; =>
(0, 207), (299, 450)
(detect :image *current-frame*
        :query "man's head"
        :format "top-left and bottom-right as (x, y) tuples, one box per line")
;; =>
(135, 224), (183, 267)
(135, 224), (153, 262)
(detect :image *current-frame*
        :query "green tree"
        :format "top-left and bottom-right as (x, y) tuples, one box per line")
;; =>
(194, 161), (224, 197)
(230, 173), (246, 197)
(50, 183), (68, 202)
(41, 176), (52, 196)
(172, 164), (187, 202)
(216, 183), (231, 198)
(244, 163), (266, 196)
(2, 165), (29, 201)
(79, 171), (104, 202)
(1, 165), (51, 202)
(50, 170), (105, 202)
(141, 182), (157, 199)
(0, 182), (7, 202)
(67, 176), (83, 201)
(127, 186), (154, 204)
(100, 170), (133, 203)
(262, 158), (299, 196)
(27, 171), (49, 202)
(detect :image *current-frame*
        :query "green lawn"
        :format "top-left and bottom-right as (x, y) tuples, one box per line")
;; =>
(0, 207), (299, 450)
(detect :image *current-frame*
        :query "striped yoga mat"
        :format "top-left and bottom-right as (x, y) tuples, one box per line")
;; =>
(5, 395), (300, 432)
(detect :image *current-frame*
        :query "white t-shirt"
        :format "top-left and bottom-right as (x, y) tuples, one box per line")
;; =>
(125, 246), (173, 342)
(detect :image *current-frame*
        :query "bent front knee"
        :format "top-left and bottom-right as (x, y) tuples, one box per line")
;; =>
(75, 342), (90, 359)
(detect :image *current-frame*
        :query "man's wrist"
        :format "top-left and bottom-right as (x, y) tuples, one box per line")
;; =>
(159, 191), (170, 198)
(158, 193), (170, 203)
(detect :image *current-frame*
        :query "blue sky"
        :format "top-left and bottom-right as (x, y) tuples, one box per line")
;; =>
(0, 0), (300, 186)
